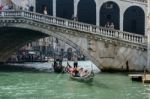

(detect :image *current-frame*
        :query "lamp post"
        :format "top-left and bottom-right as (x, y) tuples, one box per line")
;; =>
(147, 0), (150, 70)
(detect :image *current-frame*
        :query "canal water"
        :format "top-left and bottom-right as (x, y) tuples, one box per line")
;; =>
(0, 63), (150, 99)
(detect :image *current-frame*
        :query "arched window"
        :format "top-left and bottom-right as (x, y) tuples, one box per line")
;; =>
(36, 0), (53, 15)
(77, 0), (96, 25)
(100, 1), (120, 29)
(56, 0), (74, 19)
(123, 6), (145, 35)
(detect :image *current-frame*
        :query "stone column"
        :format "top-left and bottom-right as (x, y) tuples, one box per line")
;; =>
(74, 0), (80, 16)
(96, 5), (100, 26)
(53, 0), (56, 17)
(120, 7), (124, 31)
(147, 0), (150, 69)
(33, 0), (36, 12)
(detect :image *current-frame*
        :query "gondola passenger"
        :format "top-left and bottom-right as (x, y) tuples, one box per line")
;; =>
(72, 67), (80, 77)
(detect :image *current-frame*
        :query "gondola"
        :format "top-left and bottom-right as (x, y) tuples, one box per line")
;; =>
(53, 64), (64, 73)
(53, 61), (64, 73)
(70, 71), (94, 83)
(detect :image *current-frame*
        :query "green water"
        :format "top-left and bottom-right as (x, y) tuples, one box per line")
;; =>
(0, 72), (149, 99)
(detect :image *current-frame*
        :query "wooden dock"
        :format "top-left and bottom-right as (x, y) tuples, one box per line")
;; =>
(129, 74), (150, 83)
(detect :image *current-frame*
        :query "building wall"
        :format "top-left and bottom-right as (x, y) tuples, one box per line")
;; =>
(17, 0), (146, 50)
(25, 0), (147, 57)
(2, 0), (146, 34)
(33, 0), (147, 35)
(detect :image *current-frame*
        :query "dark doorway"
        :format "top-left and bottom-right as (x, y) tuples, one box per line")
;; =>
(123, 6), (145, 35)
(77, 0), (96, 25)
(131, 20), (137, 33)
(36, 0), (53, 15)
(56, 0), (74, 19)
(100, 1), (120, 29)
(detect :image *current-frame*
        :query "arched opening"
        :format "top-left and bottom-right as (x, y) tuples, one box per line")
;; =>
(100, 1), (120, 29)
(36, 0), (53, 15)
(77, 0), (96, 25)
(123, 6), (145, 35)
(56, 0), (74, 19)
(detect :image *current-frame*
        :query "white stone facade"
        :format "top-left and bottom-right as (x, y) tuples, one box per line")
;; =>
(1, 0), (147, 34)
(0, 10), (148, 70)
(147, 0), (150, 68)
(30, 0), (147, 35)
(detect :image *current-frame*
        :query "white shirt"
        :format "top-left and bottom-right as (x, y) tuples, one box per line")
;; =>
(44, 10), (47, 15)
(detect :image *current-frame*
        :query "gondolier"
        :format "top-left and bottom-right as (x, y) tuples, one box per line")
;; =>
(73, 54), (78, 68)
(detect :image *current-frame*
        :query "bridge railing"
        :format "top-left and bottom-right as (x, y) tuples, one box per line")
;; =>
(134, 0), (147, 3)
(121, 0), (147, 3)
(0, 11), (147, 45)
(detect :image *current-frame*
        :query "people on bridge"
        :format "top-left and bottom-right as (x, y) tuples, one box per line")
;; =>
(29, 5), (34, 12)
(72, 14), (78, 21)
(110, 22), (114, 29)
(105, 22), (115, 29)
(43, 6), (48, 15)
(105, 22), (110, 28)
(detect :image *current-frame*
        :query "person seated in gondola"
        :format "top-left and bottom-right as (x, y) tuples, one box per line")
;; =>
(72, 67), (80, 77)
(79, 68), (84, 77)
(66, 66), (74, 74)
(65, 62), (73, 73)
(79, 69), (90, 77)
(83, 70), (90, 76)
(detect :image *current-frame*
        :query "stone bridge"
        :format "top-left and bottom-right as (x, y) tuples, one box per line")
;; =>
(0, 11), (147, 71)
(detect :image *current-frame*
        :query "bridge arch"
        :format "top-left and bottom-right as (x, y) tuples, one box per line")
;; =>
(0, 27), (47, 62)
(56, 0), (74, 19)
(77, 0), (96, 25)
(100, 1), (120, 29)
(123, 6), (145, 35)
(1, 25), (101, 69)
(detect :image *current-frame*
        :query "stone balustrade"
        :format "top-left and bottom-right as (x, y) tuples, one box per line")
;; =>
(132, 0), (147, 3)
(0, 11), (147, 46)
(121, 0), (147, 3)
